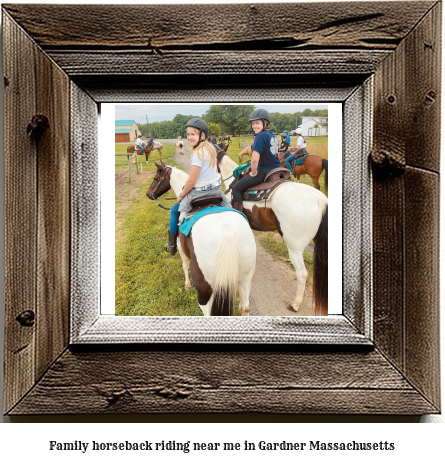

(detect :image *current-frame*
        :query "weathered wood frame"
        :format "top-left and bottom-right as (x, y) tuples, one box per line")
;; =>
(3, 2), (441, 415)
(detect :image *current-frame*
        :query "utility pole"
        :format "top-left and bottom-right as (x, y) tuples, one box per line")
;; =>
(145, 115), (149, 134)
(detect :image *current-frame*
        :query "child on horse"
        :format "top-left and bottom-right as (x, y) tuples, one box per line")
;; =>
(284, 128), (308, 173)
(165, 118), (230, 255)
(231, 109), (281, 212)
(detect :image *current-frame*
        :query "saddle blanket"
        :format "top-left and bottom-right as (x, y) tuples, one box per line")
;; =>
(179, 206), (248, 237)
(294, 154), (308, 165)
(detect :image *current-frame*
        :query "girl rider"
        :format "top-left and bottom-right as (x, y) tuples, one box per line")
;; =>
(231, 109), (281, 212)
(165, 118), (231, 255)
(284, 128), (308, 173)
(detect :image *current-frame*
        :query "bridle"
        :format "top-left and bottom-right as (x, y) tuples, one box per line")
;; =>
(148, 165), (176, 210)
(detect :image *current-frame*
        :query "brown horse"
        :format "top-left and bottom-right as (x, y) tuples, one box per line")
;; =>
(218, 138), (232, 152)
(239, 147), (328, 193)
(126, 141), (163, 162)
(292, 155), (328, 192)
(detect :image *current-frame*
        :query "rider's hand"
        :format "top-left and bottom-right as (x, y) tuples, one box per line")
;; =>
(176, 196), (182, 203)
(250, 171), (257, 177)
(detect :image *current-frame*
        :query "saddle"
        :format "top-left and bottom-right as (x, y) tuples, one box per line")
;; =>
(227, 166), (292, 202)
(185, 195), (225, 218)
(241, 168), (292, 202)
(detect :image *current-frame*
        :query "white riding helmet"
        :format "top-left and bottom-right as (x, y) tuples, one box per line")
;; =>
(296, 128), (302, 135)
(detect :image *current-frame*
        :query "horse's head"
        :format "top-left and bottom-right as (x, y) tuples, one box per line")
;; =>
(146, 161), (172, 200)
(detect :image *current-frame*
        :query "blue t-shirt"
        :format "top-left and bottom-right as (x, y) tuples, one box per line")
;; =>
(286, 135), (291, 144)
(252, 130), (281, 171)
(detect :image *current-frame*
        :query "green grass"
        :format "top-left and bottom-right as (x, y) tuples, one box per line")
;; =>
(115, 145), (202, 315)
(115, 143), (177, 172)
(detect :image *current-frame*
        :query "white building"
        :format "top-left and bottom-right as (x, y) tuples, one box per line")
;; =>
(298, 116), (328, 137)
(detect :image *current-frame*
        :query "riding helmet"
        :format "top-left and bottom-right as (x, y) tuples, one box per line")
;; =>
(281, 133), (287, 138)
(248, 108), (271, 123)
(186, 118), (208, 138)
(248, 108), (271, 133)
(296, 128), (302, 135)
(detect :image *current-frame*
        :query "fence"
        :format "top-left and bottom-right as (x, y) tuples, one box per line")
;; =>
(115, 152), (142, 190)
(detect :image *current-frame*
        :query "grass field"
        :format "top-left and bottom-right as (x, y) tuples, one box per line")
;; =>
(114, 136), (328, 315)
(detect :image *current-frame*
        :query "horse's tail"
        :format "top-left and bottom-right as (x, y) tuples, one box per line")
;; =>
(313, 205), (328, 316)
(211, 232), (240, 316)
(322, 158), (328, 193)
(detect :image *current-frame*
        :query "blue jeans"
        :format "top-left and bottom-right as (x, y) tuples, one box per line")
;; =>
(137, 144), (144, 153)
(284, 153), (295, 172)
(169, 202), (180, 235)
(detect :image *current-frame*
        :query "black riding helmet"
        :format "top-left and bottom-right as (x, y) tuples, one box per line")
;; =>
(248, 109), (271, 133)
(186, 118), (208, 148)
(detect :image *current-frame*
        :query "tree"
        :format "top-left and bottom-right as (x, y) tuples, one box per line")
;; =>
(207, 123), (221, 138)
(203, 105), (255, 135)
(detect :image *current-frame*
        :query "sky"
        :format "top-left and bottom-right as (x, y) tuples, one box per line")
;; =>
(114, 104), (329, 124)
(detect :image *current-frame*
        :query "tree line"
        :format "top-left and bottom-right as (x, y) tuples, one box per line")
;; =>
(137, 105), (328, 139)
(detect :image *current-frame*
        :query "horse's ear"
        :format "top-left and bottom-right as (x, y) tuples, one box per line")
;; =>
(154, 162), (161, 169)
(160, 160), (166, 166)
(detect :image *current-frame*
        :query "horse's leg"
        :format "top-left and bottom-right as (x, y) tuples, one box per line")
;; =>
(285, 247), (308, 312)
(238, 279), (251, 316)
(310, 174), (321, 190)
(189, 236), (213, 316)
(199, 294), (214, 317)
(177, 240), (191, 289)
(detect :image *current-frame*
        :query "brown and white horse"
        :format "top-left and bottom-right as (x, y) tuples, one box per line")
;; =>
(217, 152), (328, 316)
(146, 161), (256, 316)
(127, 141), (163, 162)
(175, 140), (184, 155)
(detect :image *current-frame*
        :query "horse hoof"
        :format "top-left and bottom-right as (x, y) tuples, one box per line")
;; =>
(185, 283), (191, 290)
(286, 303), (299, 312)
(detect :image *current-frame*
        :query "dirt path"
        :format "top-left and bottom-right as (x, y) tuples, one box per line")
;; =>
(174, 141), (315, 316)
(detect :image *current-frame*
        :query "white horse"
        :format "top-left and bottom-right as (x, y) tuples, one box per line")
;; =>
(216, 151), (329, 315)
(146, 161), (256, 316)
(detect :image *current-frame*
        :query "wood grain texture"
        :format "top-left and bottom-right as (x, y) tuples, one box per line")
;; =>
(404, 2), (441, 171)
(2, 2), (435, 49)
(404, 168), (440, 408)
(35, 39), (70, 381)
(47, 50), (390, 76)
(3, 12), (38, 414)
(8, 349), (438, 415)
(371, 2), (441, 412)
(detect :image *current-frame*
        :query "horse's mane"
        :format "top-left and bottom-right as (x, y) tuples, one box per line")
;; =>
(171, 166), (189, 183)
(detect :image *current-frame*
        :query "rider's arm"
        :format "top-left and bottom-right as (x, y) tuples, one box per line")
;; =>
(250, 150), (260, 176)
(178, 165), (200, 202)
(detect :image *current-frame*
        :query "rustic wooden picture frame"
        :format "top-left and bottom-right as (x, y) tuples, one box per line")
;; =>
(3, 2), (440, 415)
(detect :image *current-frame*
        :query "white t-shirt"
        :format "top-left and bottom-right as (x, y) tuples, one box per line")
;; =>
(297, 136), (307, 149)
(136, 137), (142, 146)
(191, 148), (218, 183)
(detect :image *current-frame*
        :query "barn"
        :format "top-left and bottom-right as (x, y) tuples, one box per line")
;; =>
(115, 120), (140, 142)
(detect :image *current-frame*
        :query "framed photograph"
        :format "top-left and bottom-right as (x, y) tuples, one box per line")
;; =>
(105, 102), (344, 321)
(3, 2), (440, 415)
